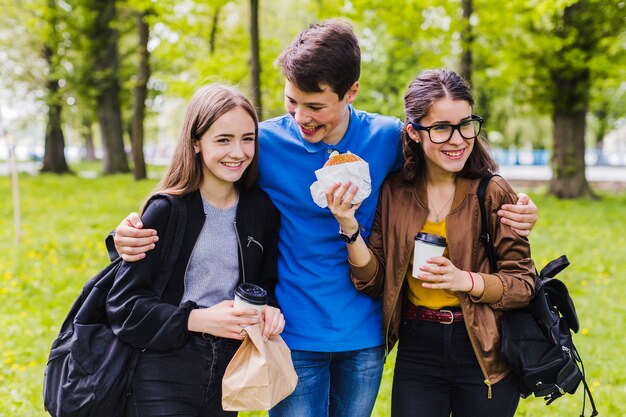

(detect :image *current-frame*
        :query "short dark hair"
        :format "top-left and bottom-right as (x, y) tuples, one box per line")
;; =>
(401, 69), (497, 184)
(277, 19), (360, 100)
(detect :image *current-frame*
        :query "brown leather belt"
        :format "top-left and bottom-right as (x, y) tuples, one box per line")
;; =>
(402, 303), (463, 324)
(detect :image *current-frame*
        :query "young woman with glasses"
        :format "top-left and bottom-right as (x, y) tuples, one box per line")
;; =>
(325, 69), (536, 417)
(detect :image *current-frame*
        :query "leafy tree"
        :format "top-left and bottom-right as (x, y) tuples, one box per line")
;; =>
(78, 0), (129, 174)
(504, 0), (625, 198)
(126, 0), (153, 180)
(460, 0), (473, 84)
(40, 0), (70, 173)
(249, 0), (262, 117)
(0, 0), (71, 172)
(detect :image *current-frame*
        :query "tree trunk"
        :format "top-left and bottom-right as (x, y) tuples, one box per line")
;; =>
(81, 117), (96, 161)
(208, 6), (221, 55)
(95, 0), (129, 174)
(249, 0), (262, 118)
(548, 69), (594, 198)
(593, 99), (608, 166)
(130, 11), (149, 180)
(548, 1), (594, 198)
(549, 109), (593, 198)
(41, 43), (70, 174)
(460, 0), (473, 85)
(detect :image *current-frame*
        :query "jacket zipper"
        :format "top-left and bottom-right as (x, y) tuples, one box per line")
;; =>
(384, 289), (401, 358)
(448, 217), (492, 399)
(246, 236), (264, 252)
(385, 246), (413, 357)
(461, 296), (492, 399)
(234, 221), (246, 283)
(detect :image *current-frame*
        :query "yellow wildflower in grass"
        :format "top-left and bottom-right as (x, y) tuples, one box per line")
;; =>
(28, 361), (36, 368)
(581, 328), (589, 335)
(2, 272), (11, 280)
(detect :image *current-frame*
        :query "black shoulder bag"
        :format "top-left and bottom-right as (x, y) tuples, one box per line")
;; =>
(43, 194), (187, 417)
(477, 175), (598, 416)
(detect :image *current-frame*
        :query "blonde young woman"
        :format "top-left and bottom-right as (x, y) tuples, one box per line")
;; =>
(106, 85), (284, 416)
(326, 69), (535, 417)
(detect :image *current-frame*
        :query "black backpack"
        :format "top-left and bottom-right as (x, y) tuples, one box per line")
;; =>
(43, 194), (186, 417)
(477, 176), (597, 416)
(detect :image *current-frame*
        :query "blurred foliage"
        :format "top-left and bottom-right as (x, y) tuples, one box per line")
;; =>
(0, 0), (623, 152)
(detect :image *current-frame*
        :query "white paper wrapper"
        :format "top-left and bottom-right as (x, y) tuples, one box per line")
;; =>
(309, 160), (372, 208)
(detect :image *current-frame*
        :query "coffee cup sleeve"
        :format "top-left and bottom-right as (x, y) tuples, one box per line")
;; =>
(309, 160), (372, 208)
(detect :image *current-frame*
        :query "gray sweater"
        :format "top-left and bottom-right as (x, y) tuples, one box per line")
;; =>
(181, 199), (239, 308)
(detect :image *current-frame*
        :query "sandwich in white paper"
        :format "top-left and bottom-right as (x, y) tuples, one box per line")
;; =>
(310, 151), (372, 208)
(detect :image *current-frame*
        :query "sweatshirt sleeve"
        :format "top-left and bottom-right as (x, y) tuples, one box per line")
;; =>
(106, 197), (196, 351)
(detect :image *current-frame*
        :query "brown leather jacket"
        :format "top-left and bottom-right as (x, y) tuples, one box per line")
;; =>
(351, 173), (536, 387)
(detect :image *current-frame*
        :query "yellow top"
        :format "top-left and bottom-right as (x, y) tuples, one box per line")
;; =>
(406, 219), (460, 309)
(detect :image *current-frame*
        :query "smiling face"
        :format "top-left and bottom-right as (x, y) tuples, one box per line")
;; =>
(193, 106), (256, 190)
(407, 97), (475, 180)
(284, 79), (358, 145)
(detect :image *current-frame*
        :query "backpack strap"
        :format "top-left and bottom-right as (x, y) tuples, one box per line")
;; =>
(539, 255), (570, 278)
(477, 174), (498, 273)
(150, 194), (187, 296)
(575, 344), (599, 416)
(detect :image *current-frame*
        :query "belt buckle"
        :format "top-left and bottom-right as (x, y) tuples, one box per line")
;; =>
(439, 309), (454, 325)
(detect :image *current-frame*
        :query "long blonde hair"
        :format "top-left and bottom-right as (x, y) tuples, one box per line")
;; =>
(150, 84), (259, 200)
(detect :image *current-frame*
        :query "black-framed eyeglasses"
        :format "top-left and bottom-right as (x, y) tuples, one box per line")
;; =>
(410, 115), (483, 144)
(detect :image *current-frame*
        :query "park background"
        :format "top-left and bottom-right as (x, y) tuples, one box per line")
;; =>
(1, 0), (625, 416)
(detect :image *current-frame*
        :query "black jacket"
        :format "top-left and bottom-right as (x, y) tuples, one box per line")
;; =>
(106, 188), (280, 351)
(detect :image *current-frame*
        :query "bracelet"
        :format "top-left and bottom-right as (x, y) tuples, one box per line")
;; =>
(466, 271), (475, 293)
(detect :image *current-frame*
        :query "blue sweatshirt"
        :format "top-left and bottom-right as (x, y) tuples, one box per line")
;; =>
(258, 106), (402, 351)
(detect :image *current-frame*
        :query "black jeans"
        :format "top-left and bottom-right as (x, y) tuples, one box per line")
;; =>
(391, 317), (520, 417)
(127, 334), (241, 417)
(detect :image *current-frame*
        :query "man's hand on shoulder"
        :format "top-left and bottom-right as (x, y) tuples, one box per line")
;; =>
(114, 212), (159, 262)
(497, 193), (538, 238)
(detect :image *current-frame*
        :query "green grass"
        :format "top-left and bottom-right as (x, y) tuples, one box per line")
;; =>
(1, 173), (625, 416)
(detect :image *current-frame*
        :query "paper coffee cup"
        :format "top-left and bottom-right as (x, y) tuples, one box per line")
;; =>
(412, 233), (447, 278)
(234, 283), (268, 313)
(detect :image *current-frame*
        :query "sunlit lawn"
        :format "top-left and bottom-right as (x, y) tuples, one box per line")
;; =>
(1, 171), (625, 416)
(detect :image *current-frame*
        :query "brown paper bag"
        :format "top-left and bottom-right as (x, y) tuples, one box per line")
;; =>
(222, 323), (298, 411)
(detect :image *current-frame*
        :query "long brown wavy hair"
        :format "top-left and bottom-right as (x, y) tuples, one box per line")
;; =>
(150, 84), (259, 199)
(401, 69), (497, 184)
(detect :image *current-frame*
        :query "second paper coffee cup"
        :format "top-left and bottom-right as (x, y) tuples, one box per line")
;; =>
(234, 283), (268, 313)
(412, 233), (447, 278)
